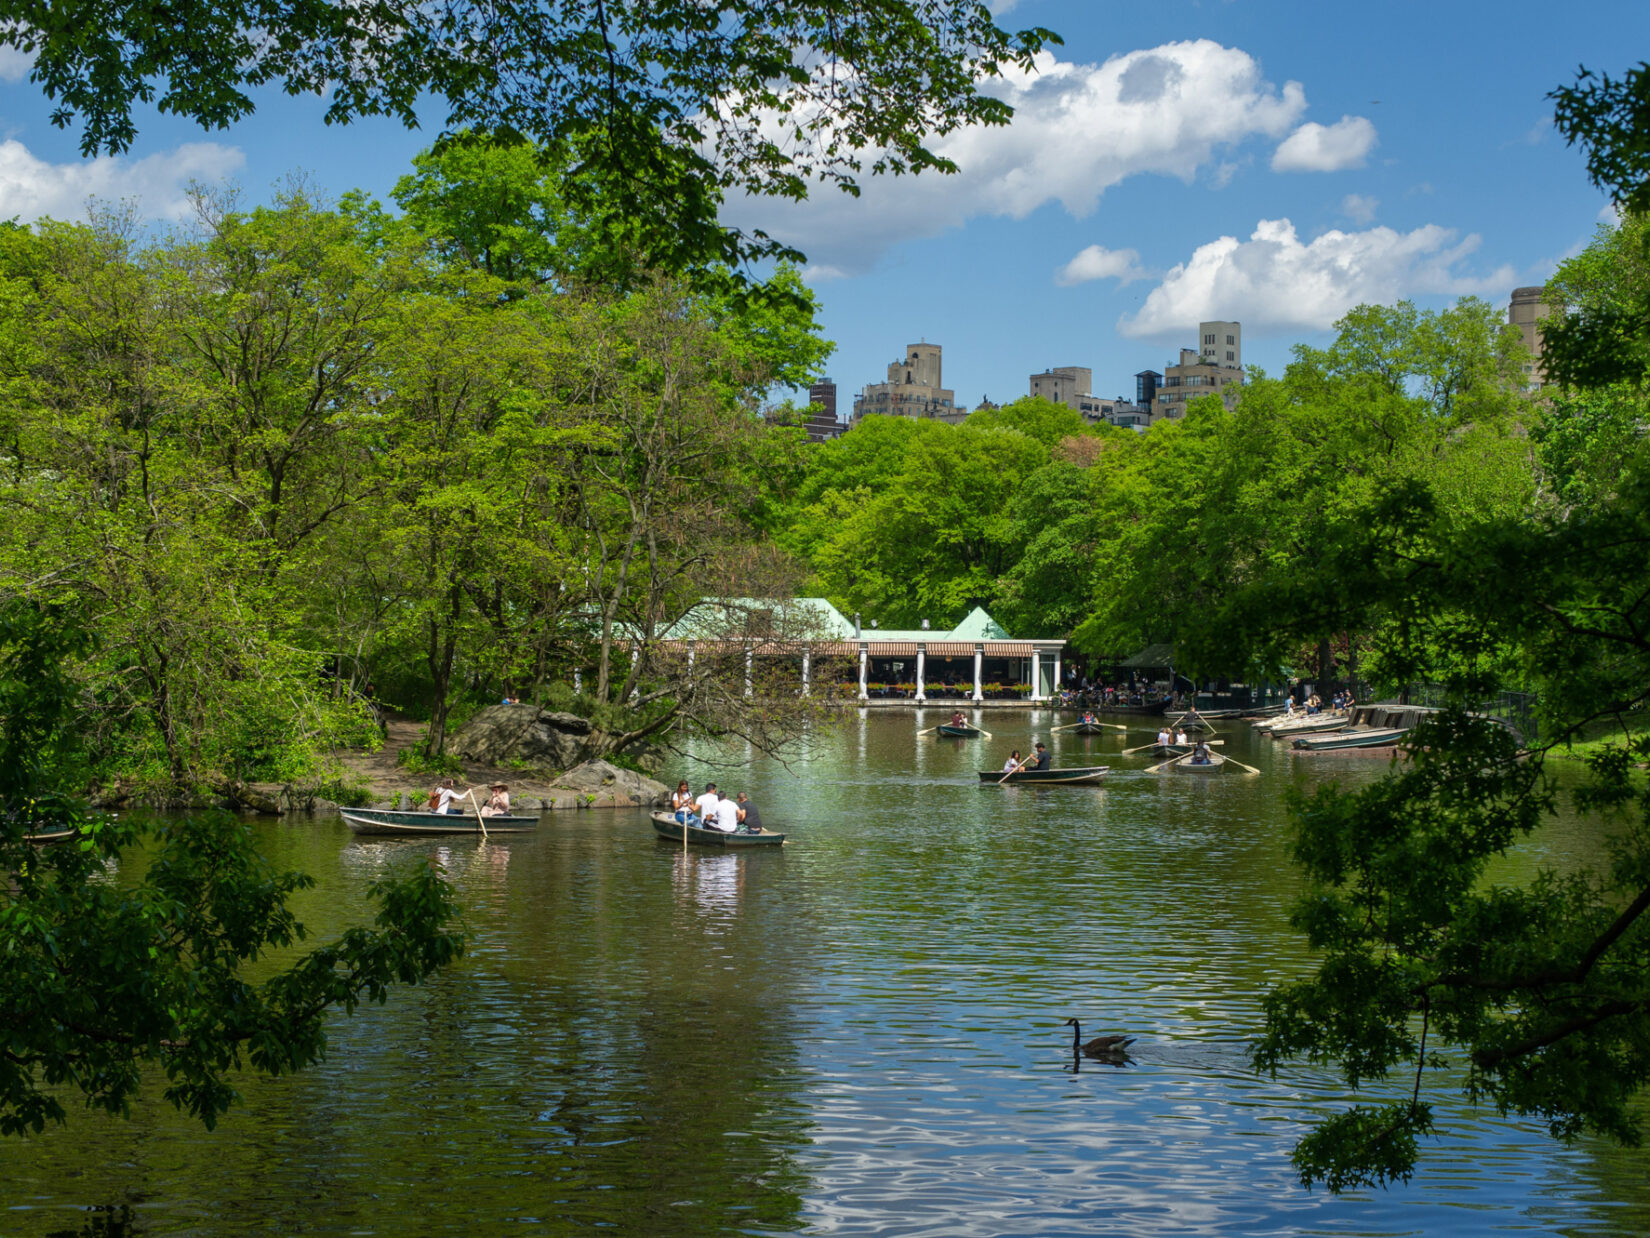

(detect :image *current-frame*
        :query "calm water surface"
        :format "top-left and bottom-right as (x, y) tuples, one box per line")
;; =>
(4, 711), (1647, 1236)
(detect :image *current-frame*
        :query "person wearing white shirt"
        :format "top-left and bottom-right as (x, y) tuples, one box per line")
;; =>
(694, 783), (720, 825)
(712, 797), (741, 833)
(436, 783), (470, 815)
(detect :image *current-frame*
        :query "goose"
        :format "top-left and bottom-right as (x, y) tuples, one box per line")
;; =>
(1065, 1018), (1136, 1058)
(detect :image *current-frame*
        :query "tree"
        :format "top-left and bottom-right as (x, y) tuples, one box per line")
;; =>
(1216, 71), (1650, 1190)
(0, 0), (1056, 274)
(0, 598), (463, 1135)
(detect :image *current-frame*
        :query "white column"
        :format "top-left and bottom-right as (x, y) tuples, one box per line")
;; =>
(915, 644), (926, 703)
(858, 644), (869, 701)
(1030, 649), (1042, 701)
(1053, 650), (1062, 697)
(744, 645), (753, 698)
(973, 645), (983, 702)
(802, 647), (811, 696)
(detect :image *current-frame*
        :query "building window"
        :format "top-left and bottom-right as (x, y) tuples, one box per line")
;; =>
(1226, 335), (1235, 345)
(1203, 333), (1214, 344)
(1225, 351), (1234, 361)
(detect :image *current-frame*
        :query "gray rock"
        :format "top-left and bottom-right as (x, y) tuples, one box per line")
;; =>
(552, 759), (670, 807)
(452, 705), (595, 772)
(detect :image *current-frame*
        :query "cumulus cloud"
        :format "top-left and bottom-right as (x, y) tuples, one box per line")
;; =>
(1272, 115), (1377, 172)
(1119, 217), (1518, 338)
(728, 40), (1309, 278)
(0, 139), (245, 222)
(0, 45), (31, 83)
(1056, 243), (1149, 286)
(1341, 193), (1378, 224)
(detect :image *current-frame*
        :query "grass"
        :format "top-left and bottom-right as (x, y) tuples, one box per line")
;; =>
(1547, 720), (1650, 764)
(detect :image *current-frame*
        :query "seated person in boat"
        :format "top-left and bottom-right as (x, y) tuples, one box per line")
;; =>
(951, 711), (968, 727)
(1081, 711), (1097, 725)
(1156, 726), (1172, 748)
(431, 778), (470, 815)
(671, 780), (695, 823)
(709, 795), (741, 833)
(1002, 749), (1023, 774)
(735, 791), (762, 834)
(1174, 728), (1188, 746)
(694, 782), (720, 825)
(1030, 742), (1050, 771)
(1190, 741), (1212, 764)
(482, 782), (510, 816)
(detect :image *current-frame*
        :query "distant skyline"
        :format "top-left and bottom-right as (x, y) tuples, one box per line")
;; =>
(0, 1), (1638, 410)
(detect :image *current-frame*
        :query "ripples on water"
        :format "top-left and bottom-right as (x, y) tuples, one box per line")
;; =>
(3, 712), (1647, 1236)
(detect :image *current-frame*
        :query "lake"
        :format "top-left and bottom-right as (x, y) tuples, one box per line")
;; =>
(3, 710), (1647, 1236)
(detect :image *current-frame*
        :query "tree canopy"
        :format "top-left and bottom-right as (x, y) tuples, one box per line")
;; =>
(0, 0), (1056, 273)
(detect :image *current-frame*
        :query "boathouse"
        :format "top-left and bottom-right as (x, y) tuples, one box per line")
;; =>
(658, 598), (1067, 704)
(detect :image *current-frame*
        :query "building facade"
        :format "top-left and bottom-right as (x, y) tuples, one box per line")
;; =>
(1151, 321), (1244, 420)
(1508, 287), (1551, 387)
(853, 343), (965, 424)
(804, 377), (845, 442)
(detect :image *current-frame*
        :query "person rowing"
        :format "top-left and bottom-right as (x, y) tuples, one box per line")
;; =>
(1029, 742), (1051, 771)
(951, 710), (969, 727)
(1156, 726), (1172, 748)
(1002, 749), (1024, 774)
(1190, 740), (1212, 765)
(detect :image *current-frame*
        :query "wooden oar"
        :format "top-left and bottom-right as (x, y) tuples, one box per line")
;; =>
(1221, 753), (1262, 776)
(467, 789), (488, 839)
(997, 759), (1030, 785)
(976, 728), (995, 739)
(1147, 753), (1183, 774)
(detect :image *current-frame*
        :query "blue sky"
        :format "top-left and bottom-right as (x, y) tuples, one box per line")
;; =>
(0, 1), (1640, 410)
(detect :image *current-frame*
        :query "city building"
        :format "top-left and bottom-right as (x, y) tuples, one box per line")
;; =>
(853, 342), (966, 424)
(1028, 367), (1151, 428)
(1151, 321), (1244, 419)
(1508, 287), (1551, 387)
(804, 377), (846, 442)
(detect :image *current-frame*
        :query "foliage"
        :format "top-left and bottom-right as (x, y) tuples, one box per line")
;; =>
(0, 599), (464, 1135)
(0, 0), (1056, 275)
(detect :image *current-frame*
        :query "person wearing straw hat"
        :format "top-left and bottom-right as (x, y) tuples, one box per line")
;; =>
(482, 782), (510, 816)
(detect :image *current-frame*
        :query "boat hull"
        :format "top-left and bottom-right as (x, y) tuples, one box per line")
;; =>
(1095, 700), (1171, 717)
(979, 766), (1109, 785)
(649, 811), (785, 846)
(1292, 727), (1409, 751)
(1171, 754), (1225, 773)
(1069, 722), (1110, 735)
(936, 724), (983, 737)
(1262, 717), (1349, 738)
(340, 807), (540, 836)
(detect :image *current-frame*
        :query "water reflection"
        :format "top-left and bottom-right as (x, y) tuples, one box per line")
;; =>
(2, 716), (1647, 1236)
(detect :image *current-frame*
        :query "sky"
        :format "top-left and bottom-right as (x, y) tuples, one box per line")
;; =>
(0, 1), (1642, 412)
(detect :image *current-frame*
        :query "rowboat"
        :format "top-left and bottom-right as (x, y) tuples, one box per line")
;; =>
(649, 811), (785, 846)
(978, 765), (1109, 786)
(25, 825), (78, 845)
(1261, 715), (1350, 738)
(1170, 753), (1226, 773)
(1095, 699), (1171, 717)
(936, 723), (984, 738)
(1068, 722), (1111, 735)
(339, 806), (540, 836)
(1290, 705), (1433, 752)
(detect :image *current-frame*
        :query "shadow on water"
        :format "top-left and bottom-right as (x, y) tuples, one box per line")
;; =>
(3, 713), (1649, 1235)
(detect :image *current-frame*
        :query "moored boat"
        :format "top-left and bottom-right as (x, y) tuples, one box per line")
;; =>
(340, 806), (540, 836)
(979, 765), (1109, 786)
(1262, 714), (1350, 738)
(649, 811), (785, 846)
(1290, 704), (1433, 752)
(1095, 699), (1171, 717)
(24, 825), (78, 845)
(936, 723), (984, 738)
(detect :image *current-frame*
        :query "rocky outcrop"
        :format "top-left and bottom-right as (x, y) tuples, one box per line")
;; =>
(548, 759), (671, 808)
(452, 705), (597, 773)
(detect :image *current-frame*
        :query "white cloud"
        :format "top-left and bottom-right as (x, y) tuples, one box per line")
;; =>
(0, 138), (245, 222)
(731, 40), (1309, 278)
(1055, 243), (1148, 287)
(1119, 217), (1518, 339)
(1272, 115), (1377, 172)
(1341, 193), (1378, 225)
(0, 45), (32, 83)
(1600, 201), (1621, 225)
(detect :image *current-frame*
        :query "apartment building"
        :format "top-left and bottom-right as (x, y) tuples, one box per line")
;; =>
(853, 342), (966, 423)
(1151, 321), (1244, 419)
(1508, 287), (1551, 387)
